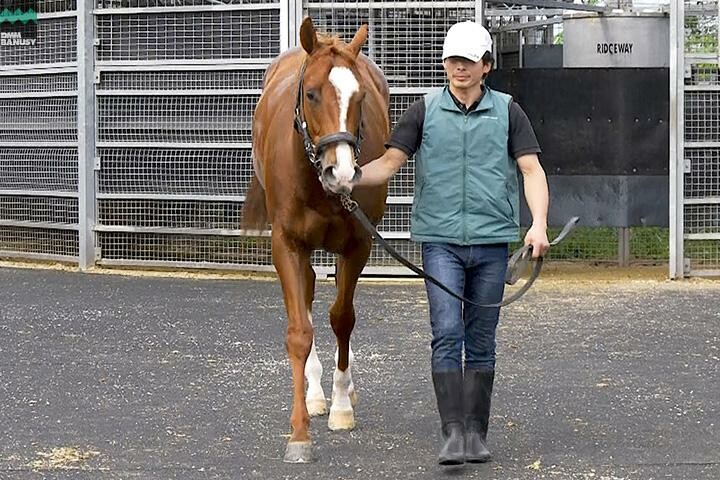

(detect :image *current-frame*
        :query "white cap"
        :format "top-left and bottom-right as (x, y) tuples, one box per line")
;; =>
(442, 21), (493, 63)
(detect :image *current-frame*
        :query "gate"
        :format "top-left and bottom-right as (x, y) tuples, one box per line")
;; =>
(670, 0), (720, 277)
(90, 0), (282, 271)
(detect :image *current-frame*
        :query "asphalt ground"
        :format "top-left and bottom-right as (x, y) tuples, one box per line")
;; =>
(0, 264), (718, 480)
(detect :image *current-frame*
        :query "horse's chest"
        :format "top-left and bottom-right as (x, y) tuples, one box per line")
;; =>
(321, 216), (355, 253)
(301, 208), (354, 253)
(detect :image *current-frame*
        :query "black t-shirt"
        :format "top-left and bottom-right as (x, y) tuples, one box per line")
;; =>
(387, 88), (542, 159)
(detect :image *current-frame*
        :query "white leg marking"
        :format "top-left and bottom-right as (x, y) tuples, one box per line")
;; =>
(328, 343), (356, 430)
(304, 311), (327, 416)
(328, 66), (360, 184)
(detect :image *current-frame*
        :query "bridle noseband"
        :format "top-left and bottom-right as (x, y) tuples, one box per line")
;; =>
(293, 60), (363, 176)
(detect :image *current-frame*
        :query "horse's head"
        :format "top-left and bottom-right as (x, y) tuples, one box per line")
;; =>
(296, 17), (368, 196)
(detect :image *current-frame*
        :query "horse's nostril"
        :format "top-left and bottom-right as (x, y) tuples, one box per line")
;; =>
(322, 166), (336, 184)
(352, 166), (362, 183)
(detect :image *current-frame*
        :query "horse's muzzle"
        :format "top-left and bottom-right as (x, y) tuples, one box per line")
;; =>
(321, 164), (362, 195)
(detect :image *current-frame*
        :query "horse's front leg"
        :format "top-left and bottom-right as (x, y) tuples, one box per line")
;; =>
(272, 231), (316, 463)
(304, 267), (327, 416)
(328, 240), (371, 431)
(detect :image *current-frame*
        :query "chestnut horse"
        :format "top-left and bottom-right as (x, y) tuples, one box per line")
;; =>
(242, 18), (390, 462)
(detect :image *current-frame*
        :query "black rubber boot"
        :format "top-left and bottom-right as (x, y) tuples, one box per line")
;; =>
(464, 369), (494, 463)
(432, 370), (465, 465)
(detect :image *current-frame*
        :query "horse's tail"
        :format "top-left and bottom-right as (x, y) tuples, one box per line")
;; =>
(241, 175), (269, 232)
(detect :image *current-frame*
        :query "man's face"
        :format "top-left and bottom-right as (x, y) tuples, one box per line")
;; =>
(443, 56), (492, 91)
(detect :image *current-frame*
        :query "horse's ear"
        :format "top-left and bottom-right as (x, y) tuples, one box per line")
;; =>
(300, 17), (317, 55)
(346, 24), (368, 58)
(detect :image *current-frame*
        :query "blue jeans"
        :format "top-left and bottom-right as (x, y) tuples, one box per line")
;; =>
(422, 242), (508, 372)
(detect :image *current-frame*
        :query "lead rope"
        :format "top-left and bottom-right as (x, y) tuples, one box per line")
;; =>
(341, 191), (579, 308)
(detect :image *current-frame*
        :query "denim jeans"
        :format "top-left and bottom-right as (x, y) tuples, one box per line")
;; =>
(421, 242), (508, 372)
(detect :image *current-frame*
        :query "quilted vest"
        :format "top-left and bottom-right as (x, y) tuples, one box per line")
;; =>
(411, 86), (519, 244)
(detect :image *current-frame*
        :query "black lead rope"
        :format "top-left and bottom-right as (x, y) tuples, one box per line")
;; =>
(496, 216), (580, 307)
(342, 193), (579, 308)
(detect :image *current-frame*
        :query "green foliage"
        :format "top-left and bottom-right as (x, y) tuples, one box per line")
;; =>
(510, 227), (672, 263)
(685, 15), (718, 53)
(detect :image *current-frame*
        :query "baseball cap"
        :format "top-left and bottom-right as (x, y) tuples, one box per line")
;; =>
(442, 21), (493, 63)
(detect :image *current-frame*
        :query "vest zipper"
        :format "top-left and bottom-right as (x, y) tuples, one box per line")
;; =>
(462, 114), (468, 243)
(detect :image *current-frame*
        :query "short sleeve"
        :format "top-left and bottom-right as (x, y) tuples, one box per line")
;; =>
(508, 101), (541, 158)
(386, 98), (425, 157)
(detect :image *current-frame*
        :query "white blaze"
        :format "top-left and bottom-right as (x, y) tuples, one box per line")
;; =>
(328, 66), (359, 182)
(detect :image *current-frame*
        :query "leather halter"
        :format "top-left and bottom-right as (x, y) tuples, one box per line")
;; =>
(293, 59), (363, 175)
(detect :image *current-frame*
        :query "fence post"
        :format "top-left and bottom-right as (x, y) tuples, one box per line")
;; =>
(475, 0), (484, 24)
(618, 227), (630, 267)
(77, 0), (97, 270)
(289, 0), (302, 48)
(668, 0), (685, 279)
(280, 0), (290, 52)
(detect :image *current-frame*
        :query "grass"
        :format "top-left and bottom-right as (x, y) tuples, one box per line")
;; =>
(512, 227), (673, 263)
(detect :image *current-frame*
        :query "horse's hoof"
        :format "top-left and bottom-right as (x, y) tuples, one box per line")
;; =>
(306, 398), (327, 416)
(283, 441), (316, 463)
(328, 408), (355, 431)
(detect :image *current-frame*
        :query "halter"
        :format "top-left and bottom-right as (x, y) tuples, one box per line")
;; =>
(293, 60), (363, 176)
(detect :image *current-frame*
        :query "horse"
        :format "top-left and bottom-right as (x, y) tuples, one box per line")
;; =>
(241, 17), (390, 463)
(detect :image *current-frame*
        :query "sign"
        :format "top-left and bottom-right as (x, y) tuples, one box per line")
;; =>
(0, 0), (38, 48)
(563, 14), (669, 68)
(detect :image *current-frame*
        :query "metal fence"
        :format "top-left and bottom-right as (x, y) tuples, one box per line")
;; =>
(0, 1), (79, 262)
(670, 0), (720, 277)
(91, 1), (277, 270)
(0, 0), (701, 275)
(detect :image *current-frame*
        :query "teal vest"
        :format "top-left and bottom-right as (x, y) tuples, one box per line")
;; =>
(411, 86), (519, 244)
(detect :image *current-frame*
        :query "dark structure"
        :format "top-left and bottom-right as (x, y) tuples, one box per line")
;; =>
(487, 67), (670, 228)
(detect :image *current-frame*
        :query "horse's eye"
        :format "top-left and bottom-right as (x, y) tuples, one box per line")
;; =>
(306, 90), (319, 103)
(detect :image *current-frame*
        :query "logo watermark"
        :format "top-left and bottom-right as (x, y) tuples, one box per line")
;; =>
(0, 0), (38, 47)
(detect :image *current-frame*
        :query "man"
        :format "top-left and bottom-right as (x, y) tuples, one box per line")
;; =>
(358, 21), (550, 465)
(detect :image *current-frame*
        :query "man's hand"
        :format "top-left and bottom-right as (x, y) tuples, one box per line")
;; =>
(358, 147), (409, 187)
(524, 224), (550, 258)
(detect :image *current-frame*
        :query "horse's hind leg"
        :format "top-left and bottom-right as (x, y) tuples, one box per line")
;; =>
(272, 231), (316, 462)
(328, 240), (370, 431)
(304, 265), (327, 416)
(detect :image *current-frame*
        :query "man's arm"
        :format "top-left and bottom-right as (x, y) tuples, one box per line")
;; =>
(517, 153), (550, 257)
(358, 147), (409, 187)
